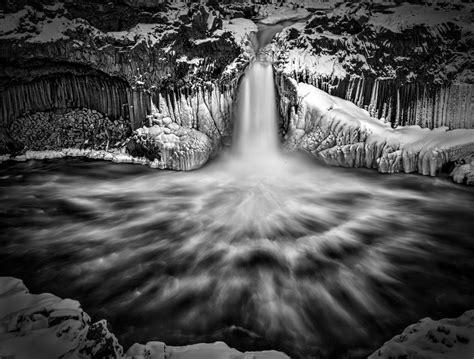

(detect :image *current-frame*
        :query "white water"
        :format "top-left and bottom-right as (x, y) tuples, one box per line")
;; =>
(233, 61), (280, 160)
(1, 32), (474, 359)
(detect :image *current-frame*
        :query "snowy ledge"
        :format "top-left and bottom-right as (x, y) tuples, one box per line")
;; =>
(282, 81), (474, 185)
(0, 149), (156, 167)
(1, 277), (473, 359)
(0, 277), (289, 359)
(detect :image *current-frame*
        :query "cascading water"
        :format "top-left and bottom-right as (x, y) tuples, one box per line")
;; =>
(233, 60), (280, 159)
(1, 24), (474, 359)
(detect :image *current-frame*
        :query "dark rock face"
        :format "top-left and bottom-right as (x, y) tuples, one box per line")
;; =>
(1, 73), (148, 131)
(9, 108), (130, 153)
(0, 1), (251, 169)
(272, 1), (473, 130)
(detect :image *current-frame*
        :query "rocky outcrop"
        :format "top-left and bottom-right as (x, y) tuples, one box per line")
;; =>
(272, 1), (474, 130)
(0, 277), (123, 359)
(126, 121), (212, 171)
(450, 155), (474, 185)
(1, 73), (149, 131)
(0, 277), (290, 359)
(369, 310), (474, 359)
(277, 77), (474, 179)
(8, 108), (130, 152)
(0, 1), (257, 169)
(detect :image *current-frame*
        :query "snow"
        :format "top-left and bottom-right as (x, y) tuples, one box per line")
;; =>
(368, 310), (474, 359)
(257, 5), (310, 25)
(126, 341), (290, 359)
(221, 18), (257, 45)
(0, 8), (29, 39)
(298, 82), (474, 148)
(0, 149), (149, 166)
(0, 277), (89, 359)
(107, 24), (176, 47)
(0, 7), (99, 43)
(291, 82), (474, 176)
(177, 55), (203, 66)
(283, 48), (348, 78)
(367, 4), (474, 33)
(193, 37), (219, 45)
(0, 277), (290, 359)
(29, 16), (78, 43)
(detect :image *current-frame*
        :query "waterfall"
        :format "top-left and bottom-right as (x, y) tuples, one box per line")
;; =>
(232, 61), (280, 159)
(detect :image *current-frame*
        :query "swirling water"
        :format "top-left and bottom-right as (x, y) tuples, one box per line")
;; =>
(0, 153), (473, 358)
(1, 61), (474, 358)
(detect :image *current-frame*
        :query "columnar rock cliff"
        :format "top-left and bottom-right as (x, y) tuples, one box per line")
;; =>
(0, 1), (255, 169)
(272, 1), (474, 130)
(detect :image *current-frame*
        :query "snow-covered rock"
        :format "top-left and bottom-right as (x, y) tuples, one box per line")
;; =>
(0, 277), (290, 359)
(279, 78), (474, 181)
(369, 310), (474, 359)
(125, 121), (212, 171)
(0, 277), (123, 359)
(126, 341), (289, 359)
(450, 156), (474, 185)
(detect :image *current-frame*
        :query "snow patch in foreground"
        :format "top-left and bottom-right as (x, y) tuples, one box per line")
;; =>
(0, 277), (289, 359)
(369, 310), (474, 359)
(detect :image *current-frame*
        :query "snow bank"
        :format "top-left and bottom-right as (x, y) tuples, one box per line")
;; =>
(366, 3), (473, 33)
(284, 81), (474, 180)
(0, 277), (289, 359)
(127, 341), (289, 359)
(220, 18), (258, 45)
(257, 5), (310, 25)
(369, 310), (474, 359)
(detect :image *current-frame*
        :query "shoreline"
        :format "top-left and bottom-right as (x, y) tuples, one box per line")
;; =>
(1, 148), (472, 185)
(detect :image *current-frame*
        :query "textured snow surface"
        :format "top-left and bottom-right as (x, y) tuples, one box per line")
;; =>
(257, 5), (310, 25)
(287, 82), (474, 177)
(366, 3), (474, 33)
(107, 24), (177, 47)
(221, 18), (258, 45)
(127, 341), (289, 359)
(0, 6), (96, 43)
(0, 277), (290, 359)
(0, 277), (94, 359)
(369, 310), (474, 359)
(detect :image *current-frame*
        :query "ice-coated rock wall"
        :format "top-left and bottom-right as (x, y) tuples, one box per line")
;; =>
(280, 73), (474, 130)
(152, 82), (236, 149)
(277, 75), (474, 178)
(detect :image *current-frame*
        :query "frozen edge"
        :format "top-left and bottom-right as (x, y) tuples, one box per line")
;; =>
(0, 276), (290, 359)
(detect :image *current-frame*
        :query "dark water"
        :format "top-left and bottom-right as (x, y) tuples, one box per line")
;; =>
(0, 154), (473, 358)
